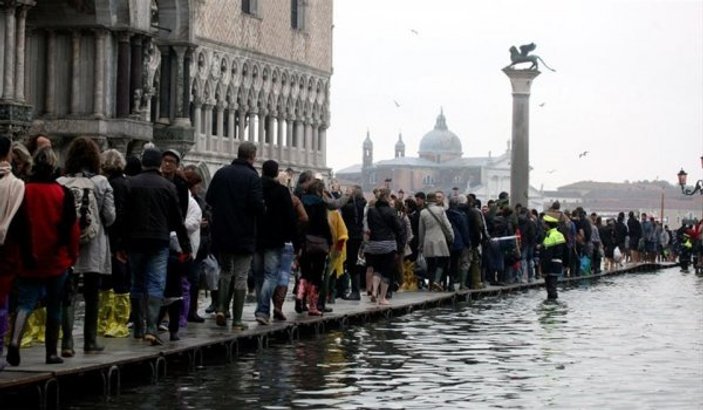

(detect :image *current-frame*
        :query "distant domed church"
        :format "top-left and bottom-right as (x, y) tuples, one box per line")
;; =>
(336, 109), (543, 208)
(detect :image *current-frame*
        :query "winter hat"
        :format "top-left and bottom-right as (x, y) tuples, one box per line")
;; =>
(141, 148), (162, 169)
(163, 149), (181, 164)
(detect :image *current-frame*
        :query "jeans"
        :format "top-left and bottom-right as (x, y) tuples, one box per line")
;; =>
(521, 245), (535, 282)
(129, 246), (169, 299)
(278, 242), (295, 287)
(254, 247), (283, 318)
(15, 273), (68, 325)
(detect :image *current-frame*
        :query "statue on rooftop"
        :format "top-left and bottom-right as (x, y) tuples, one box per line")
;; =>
(505, 43), (556, 72)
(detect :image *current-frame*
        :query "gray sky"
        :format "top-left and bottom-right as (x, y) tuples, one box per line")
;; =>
(327, 0), (703, 190)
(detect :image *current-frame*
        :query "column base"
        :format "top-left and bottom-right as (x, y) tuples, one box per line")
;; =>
(0, 101), (33, 139)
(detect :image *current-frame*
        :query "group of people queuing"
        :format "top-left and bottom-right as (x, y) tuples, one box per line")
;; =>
(1, 133), (701, 370)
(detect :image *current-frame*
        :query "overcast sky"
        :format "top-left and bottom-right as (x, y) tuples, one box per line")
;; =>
(326, 0), (703, 190)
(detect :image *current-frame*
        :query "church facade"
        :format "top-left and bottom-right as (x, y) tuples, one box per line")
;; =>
(0, 0), (332, 178)
(336, 110), (544, 209)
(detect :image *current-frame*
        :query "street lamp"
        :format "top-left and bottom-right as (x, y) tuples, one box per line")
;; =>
(677, 155), (703, 196)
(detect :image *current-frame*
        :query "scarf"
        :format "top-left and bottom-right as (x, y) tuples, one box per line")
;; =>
(0, 161), (25, 245)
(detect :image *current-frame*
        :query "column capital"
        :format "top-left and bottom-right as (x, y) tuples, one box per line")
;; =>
(92, 27), (108, 38)
(118, 31), (132, 43)
(216, 101), (226, 112)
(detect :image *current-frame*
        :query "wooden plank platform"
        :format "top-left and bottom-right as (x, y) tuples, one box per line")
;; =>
(0, 262), (676, 407)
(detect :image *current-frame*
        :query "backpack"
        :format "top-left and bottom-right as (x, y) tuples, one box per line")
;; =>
(59, 176), (100, 244)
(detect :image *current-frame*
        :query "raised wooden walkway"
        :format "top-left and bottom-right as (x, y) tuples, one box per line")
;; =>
(0, 262), (675, 409)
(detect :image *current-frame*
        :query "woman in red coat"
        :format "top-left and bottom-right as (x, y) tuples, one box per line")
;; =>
(6, 147), (79, 366)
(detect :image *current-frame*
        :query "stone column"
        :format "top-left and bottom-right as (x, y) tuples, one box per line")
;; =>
(157, 45), (171, 123)
(304, 119), (313, 166)
(216, 102), (225, 151)
(319, 123), (328, 167)
(503, 68), (540, 208)
(296, 120), (305, 165)
(44, 30), (56, 116)
(248, 108), (257, 142)
(172, 46), (191, 126)
(93, 30), (106, 118)
(286, 117), (294, 163)
(227, 104), (236, 140)
(116, 33), (131, 118)
(312, 120), (319, 167)
(3, 3), (16, 100)
(129, 35), (143, 115)
(14, 5), (28, 101)
(70, 31), (81, 114)
(192, 99), (202, 150)
(276, 116), (284, 161)
(257, 109), (266, 157)
(203, 103), (213, 150)
(266, 112), (275, 160)
(237, 107), (247, 141)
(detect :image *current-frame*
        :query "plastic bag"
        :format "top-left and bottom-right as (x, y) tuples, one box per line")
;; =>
(613, 246), (623, 263)
(414, 253), (427, 277)
(201, 254), (220, 290)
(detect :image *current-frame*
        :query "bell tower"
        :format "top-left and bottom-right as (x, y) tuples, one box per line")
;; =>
(362, 130), (373, 168)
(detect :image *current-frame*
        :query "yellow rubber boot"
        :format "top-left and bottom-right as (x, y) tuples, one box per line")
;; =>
(105, 293), (131, 338)
(97, 290), (115, 336)
(21, 308), (46, 348)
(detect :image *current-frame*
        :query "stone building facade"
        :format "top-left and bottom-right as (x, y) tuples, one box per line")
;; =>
(0, 0), (333, 178)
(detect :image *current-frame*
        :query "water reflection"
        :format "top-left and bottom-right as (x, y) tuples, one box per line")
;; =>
(71, 268), (702, 409)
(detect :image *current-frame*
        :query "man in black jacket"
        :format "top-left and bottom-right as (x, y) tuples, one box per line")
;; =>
(253, 160), (296, 325)
(119, 148), (191, 346)
(206, 142), (264, 330)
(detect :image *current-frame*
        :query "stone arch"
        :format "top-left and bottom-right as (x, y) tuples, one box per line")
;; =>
(191, 77), (203, 104)
(153, 0), (192, 42)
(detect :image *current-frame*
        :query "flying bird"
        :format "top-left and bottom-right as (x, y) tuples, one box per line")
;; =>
(410, 29), (419, 35)
(546, 169), (557, 174)
(578, 151), (589, 158)
(393, 100), (400, 108)
(538, 102), (546, 107)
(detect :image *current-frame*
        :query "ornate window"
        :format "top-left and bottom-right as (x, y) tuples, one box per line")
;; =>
(242, 0), (259, 16)
(291, 0), (305, 30)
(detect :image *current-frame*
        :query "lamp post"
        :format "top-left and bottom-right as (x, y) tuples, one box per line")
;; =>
(677, 155), (703, 196)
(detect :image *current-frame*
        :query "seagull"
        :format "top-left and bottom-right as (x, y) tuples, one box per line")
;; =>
(539, 102), (546, 107)
(393, 100), (400, 108)
(546, 169), (557, 174)
(410, 29), (419, 35)
(578, 151), (589, 158)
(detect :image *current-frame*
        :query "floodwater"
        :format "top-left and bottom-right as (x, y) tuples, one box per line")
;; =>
(72, 267), (703, 409)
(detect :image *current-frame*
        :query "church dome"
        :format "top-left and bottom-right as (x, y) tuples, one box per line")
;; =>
(418, 109), (462, 162)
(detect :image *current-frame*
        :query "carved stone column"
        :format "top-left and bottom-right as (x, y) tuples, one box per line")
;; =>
(44, 30), (56, 116)
(227, 105), (236, 140)
(14, 5), (28, 101)
(286, 117), (294, 163)
(295, 119), (304, 165)
(257, 109), (267, 157)
(129, 35), (143, 115)
(276, 115), (284, 161)
(319, 123), (328, 167)
(116, 32), (131, 118)
(203, 103), (213, 150)
(192, 98), (202, 150)
(248, 108), (257, 143)
(311, 118), (319, 167)
(157, 45), (171, 123)
(69, 31), (81, 114)
(215, 101), (225, 151)
(172, 46), (191, 126)
(304, 118), (313, 166)
(3, 3), (16, 100)
(93, 29), (106, 118)
(237, 107), (246, 140)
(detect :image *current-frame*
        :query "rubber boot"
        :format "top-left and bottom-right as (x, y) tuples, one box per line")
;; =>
(84, 287), (105, 353)
(346, 272), (361, 300)
(61, 305), (75, 358)
(45, 318), (64, 364)
(97, 290), (114, 336)
(168, 300), (182, 341)
(378, 280), (390, 305)
(145, 297), (164, 346)
(295, 278), (307, 313)
(216, 273), (234, 326)
(6, 310), (30, 366)
(24, 308), (46, 347)
(470, 253), (482, 289)
(205, 290), (218, 314)
(231, 289), (248, 330)
(179, 277), (190, 328)
(273, 286), (288, 321)
(188, 279), (205, 323)
(546, 275), (559, 300)
(307, 284), (322, 316)
(130, 297), (145, 339)
(458, 268), (468, 290)
(105, 293), (131, 338)
(431, 267), (445, 291)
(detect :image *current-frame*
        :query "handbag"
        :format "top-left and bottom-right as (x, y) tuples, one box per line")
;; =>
(356, 242), (366, 266)
(305, 234), (330, 254)
(426, 206), (454, 248)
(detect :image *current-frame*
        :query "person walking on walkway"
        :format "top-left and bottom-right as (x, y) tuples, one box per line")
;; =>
(340, 186), (366, 300)
(540, 215), (568, 300)
(206, 142), (264, 330)
(118, 148), (191, 345)
(0, 135), (26, 371)
(365, 189), (403, 305)
(58, 137), (115, 357)
(6, 147), (80, 366)
(419, 192), (454, 291)
(253, 160), (296, 325)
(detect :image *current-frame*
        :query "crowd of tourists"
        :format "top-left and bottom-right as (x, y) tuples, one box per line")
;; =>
(0, 135), (701, 369)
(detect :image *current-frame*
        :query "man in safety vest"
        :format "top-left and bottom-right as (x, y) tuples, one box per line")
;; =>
(539, 215), (569, 299)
